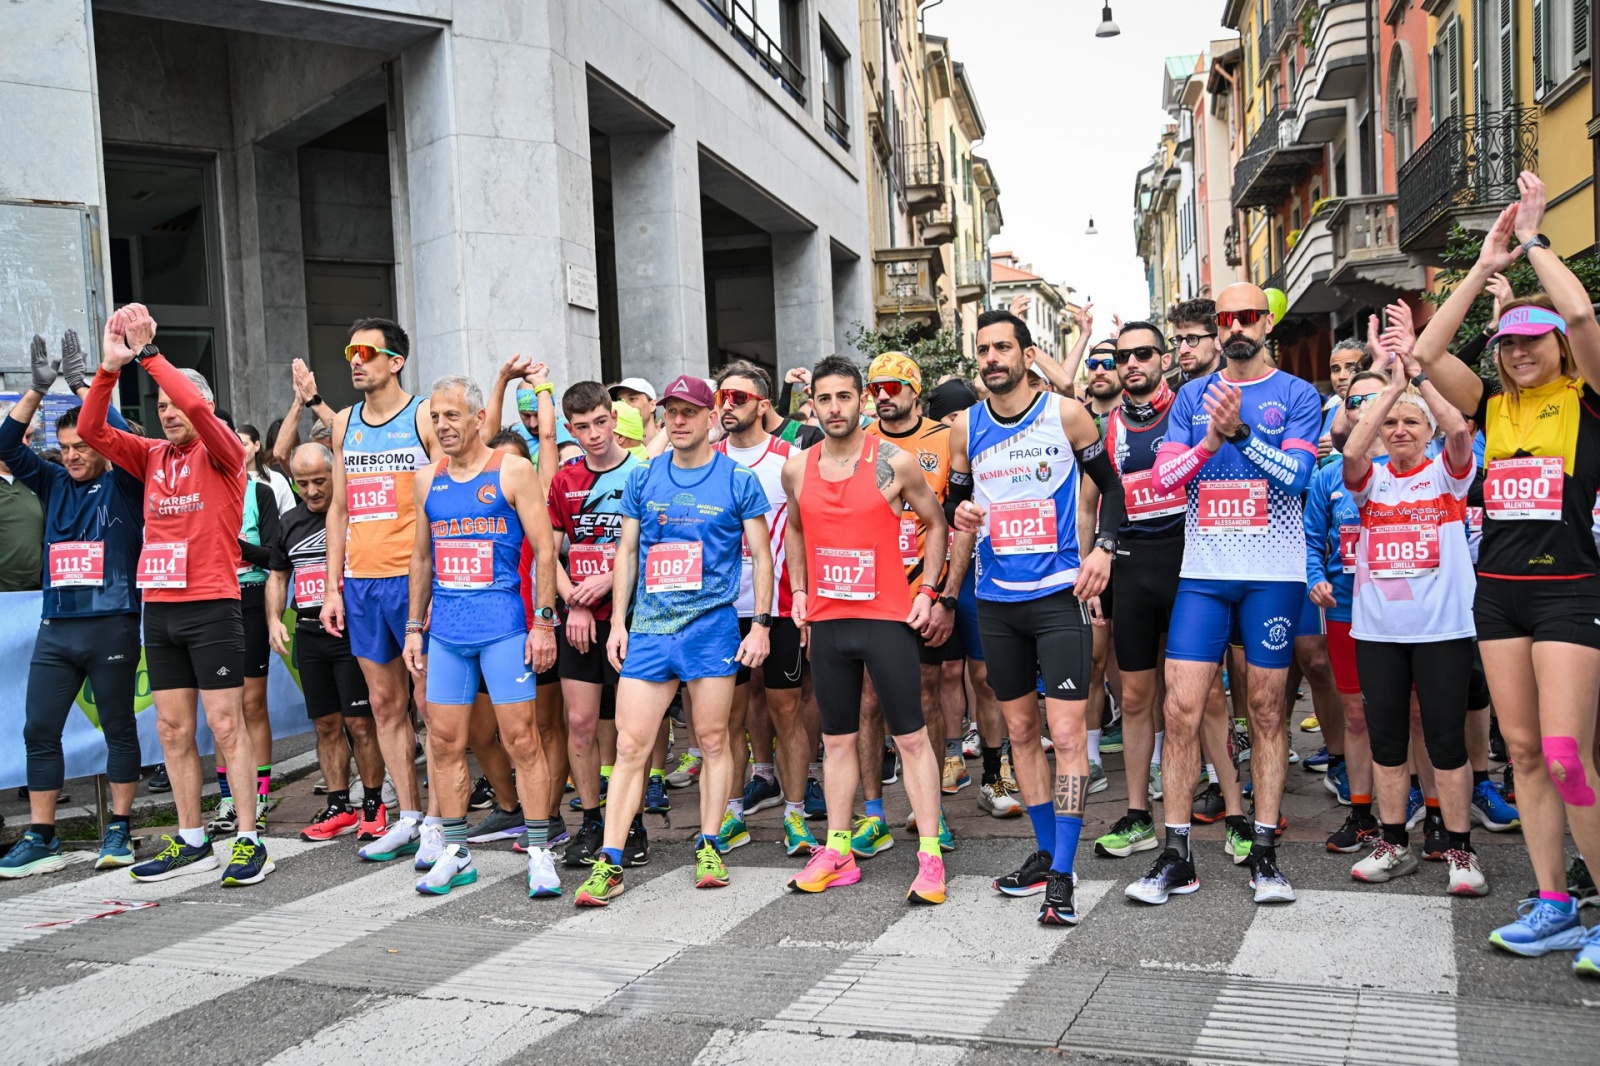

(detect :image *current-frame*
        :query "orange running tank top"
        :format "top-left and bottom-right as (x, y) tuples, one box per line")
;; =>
(342, 395), (429, 578)
(799, 435), (914, 624)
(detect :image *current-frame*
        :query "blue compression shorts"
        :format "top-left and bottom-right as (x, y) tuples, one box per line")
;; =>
(426, 630), (538, 705)
(1164, 578), (1306, 671)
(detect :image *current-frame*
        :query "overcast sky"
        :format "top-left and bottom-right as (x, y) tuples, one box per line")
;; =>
(923, 0), (1238, 332)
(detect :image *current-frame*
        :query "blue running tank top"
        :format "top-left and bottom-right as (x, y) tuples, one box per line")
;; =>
(968, 391), (1082, 602)
(425, 450), (526, 646)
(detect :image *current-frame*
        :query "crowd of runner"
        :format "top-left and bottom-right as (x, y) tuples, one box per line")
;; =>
(0, 172), (1596, 978)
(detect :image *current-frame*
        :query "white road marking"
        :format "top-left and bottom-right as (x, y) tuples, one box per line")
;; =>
(694, 1027), (969, 1065)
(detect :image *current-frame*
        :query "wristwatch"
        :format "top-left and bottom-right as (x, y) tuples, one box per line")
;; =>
(135, 344), (160, 365)
(751, 612), (772, 628)
(937, 594), (958, 612)
(1519, 234), (1551, 256)
(533, 606), (556, 625)
(308, 393), (323, 407)
(1226, 423), (1251, 445)
(1409, 372), (1428, 388)
(1095, 536), (1118, 554)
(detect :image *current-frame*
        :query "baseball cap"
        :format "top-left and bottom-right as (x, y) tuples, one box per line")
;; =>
(660, 373), (715, 409)
(867, 351), (922, 394)
(608, 377), (658, 402)
(926, 379), (979, 421)
(1487, 305), (1568, 347)
(612, 402), (646, 442)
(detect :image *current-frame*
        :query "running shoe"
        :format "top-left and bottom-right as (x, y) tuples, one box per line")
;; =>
(575, 860), (624, 906)
(1224, 816), (1252, 865)
(356, 804), (389, 842)
(1040, 733), (1055, 754)
(1470, 779), (1521, 832)
(666, 751), (701, 788)
(804, 778), (826, 820)
(1249, 850), (1296, 904)
(545, 816), (571, 848)
(782, 810), (818, 856)
(979, 775), (1023, 818)
(1488, 721), (1508, 767)
(1501, 765), (1516, 803)
(359, 815), (421, 862)
(1300, 714), (1321, 734)
(1325, 762), (1350, 805)
(1573, 857), (1598, 907)
(695, 840), (729, 888)
(415, 843), (476, 895)
(415, 822), (446, 872)
(941, 756), (971, 794)
(1303, 746), (1330, 772)
(1148, 764), (1164, 801)
(469, 775), (496, 811)
(1232, 720), (1251, 764)
(1126, 848), (1199, 904)
(1088, 761), (1108, 794)
(569, 772), (609, 811)
(221, 836), (273, 886)
(1287, 746), (1301, 766)
(908, 810), (956, 852)
(1490, 898), (1587, 956)
(962, 725), (980, 759)
(622, 820), (649, 867)
(1574, 925), (1600, 978)
(467, 806), (527, 844)
(146, 764), (170, 793)
(349, 774), (399, 811)
(1100, 721), (1124, 754)
(881, 745), (899, 785)
(850, 815), (893, 858)
(1094, 813), (1158, 858)
(300, 803), (360, 842)
(1421, 813), (1447, 862)
(526, 846), (562, 898)
(564, 820), (603, 867)
(1192, 783), (1225, 824)
(1404, 787), (1426, 830)
(0, 831), (65, 879)
(1242, 780), (1254, 800)
(1351, 840), (1419, 883)
(1326, 810), (1379, 854)
(131, 835), (218, 881)
(1445, 849), (1489, 897)
(96, 822), (135, 869)
(715, 809), (750, 853)
(1000, 755), (1020, 795)
(644, 774), (672, 814)
(207, 798), (238, 837)
(993, 848), (1053, 897)
(907, 851), (946, 905)
(788, 846), (860, 893)
(741, 774), (781, 815)
(313, 776), (328, 795)
(1037, 870), (1079, 925)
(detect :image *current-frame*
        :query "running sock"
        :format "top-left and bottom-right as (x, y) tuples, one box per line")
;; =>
(237, 829), (259, 844)
(1204, 763), (1217, 785)
(1164, 823), (1191, 861)
(649, 766), (664, 780)
(257, 765), (272, 800)
(600, 847), (623, 866)
(1152, 731), (1165, 765)
(1128, 808), (1152, 824)
(981, 745), (1002, 785)
(328, 789), (350, 811)
(945, 738), (961, 759)
(784, 801), (804, 819)
(362, 791), (381, 815)
(1026, 803), (1054, 851)
(600, 764), (613, 779)
(1251, 820), (1278, 851)
(753, 762), (775, 781)
(524, 818), (549, 849)
(424, 815), (444, 827)
(727, 798), (745, 819)
(1328, 753), (1345, 769)
(1448, 829), (1472, 852)
(918, 836), (941, 858)
(1087, 728), (1102, 765)
(827, 829), (851, 856)
(30, 823), (56, 845)
(179, 826), (206, 849)
(1381, 822), (1408, 847)
(1050, 815), (1084, 875)
(865, 798), (885, 822)
(697, 833), (717, 850)
(401, 810), (423, 825)
(443, 817), (468, 845)
(216, 766), (231, 800)
(1473, 769), (1490, 787)
(1351, 794), (1373, 820)
(1540, 891), (1575, 911)
(582, 805), (602, 827)
(107, 814), (130, 832)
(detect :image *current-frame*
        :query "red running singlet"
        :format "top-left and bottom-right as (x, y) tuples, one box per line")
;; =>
(798, 435), (913, 625)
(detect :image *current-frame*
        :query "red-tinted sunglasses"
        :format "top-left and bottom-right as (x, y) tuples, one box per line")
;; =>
(1214, 309), (1271, 329)
(869, 379), (913, 398)
(715, 388), (761, 408)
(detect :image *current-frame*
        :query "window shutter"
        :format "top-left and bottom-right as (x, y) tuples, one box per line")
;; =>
(1533, 0), (1547, 101)
(1499, 0), (1517, 108)
(1447, 19), (1463, 118)
(1430, 41), (1442, 126)
(1577, 0), (1592, 66)
(1472, 0), (1487, 110)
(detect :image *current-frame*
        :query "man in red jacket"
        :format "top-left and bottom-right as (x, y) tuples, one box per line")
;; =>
(79, 303), (271, 886)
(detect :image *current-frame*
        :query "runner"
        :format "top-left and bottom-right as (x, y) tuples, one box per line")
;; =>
(1410, 175), (1600, 974)
(265, 443), (389, 843)
(575, 374), (774, 906)
(79, 304), (269, 885)
(1168, 298), (1221, 381)
(946, 308), (1126, 925)
(1127, 281), (1323, 906)
(319, 318), (439, 861)
(546, 380), (644, 866)
(0, 335), (144, 878)
(782, 355), (950, 903)
(402, 375), (561, 897)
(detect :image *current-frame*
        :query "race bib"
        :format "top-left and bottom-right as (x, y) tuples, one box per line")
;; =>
(136, 541), (187, 589)
(814, 546), (876, 600)
(1197, 479), (1269, 534)
(1123, 469), (1185, 522)
(1467, 506), (1485, 535)
(988, 499), (1057, 555)
(293, 562), (328, 608)
(1338, 524), (1360, 575)
(645, 541), (702, 592)
(436, 539), (494, 590)
(569, 543), (617, 580)
(1366, 523), (1440, 579)
(49, 540), (104, 588)
(347, 474), (398, 523)
(899, 517), (920, 566)
(1483, 457), (1563, 521)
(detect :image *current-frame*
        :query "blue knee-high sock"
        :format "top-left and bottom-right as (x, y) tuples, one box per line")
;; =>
(865, 798), (885, 822)
(1026, 803), (1053, 852)
(1051, 814), (1084, 875)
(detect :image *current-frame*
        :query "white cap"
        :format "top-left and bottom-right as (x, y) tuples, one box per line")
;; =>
(608, 377), (657, 402)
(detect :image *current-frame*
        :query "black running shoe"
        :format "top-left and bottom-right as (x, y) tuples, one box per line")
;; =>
(881, 744), (900, 786)
(993, 848), (1053, 897)
(564, 819), (603, 867)
(1326, 809), (1380, 854)
(1575, 857), (1599, 907)
(1125, 848), (1199, 905)
(622, 820), (649, 867)
(1249, 848), (1296, 903)
(1037, 871), (1080, 925)
(146, 764), (171, 794)
(468, 776), (496, 811)
(1422, 811), (1447, 862)
(1192, 782), (1225, 824)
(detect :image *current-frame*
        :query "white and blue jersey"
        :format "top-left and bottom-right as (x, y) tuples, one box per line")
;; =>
(424, 451), (527, 646)
(969, 391), (1082, 603)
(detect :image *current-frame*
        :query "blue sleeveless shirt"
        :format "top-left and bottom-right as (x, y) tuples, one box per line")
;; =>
(424, 450), (526, 645)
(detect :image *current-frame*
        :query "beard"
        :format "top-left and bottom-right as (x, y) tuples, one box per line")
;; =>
(1087, 379), (1120, 400)
(982, 361), (1025, 395)
(1123, 373), (1160, 398)
(1223, 335), (1263, 362)
(722, 407), (760, 436)
(821, 411), (860, 439)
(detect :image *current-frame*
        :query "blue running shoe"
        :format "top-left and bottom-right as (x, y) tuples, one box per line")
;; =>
(0, 831), (65, 879)
(937, 811), (955, 853)
(570, 772), (608, 811)
(1470, 779), (1521, 832)
(1325, 762), (1351, 805)
(1303, 746), (1331, 773)
(96, 822), (135, 869)
(644, 774), (671, 814)
(221, 836), (274, 886)
(803, 777), (826, 820)
(1405, 786), (1425, 830)
(741, 774), (781, 815)
(131, 835), (219, 882)
(1576, 925), (1600, 978)
(1490, 898), (1586, 956)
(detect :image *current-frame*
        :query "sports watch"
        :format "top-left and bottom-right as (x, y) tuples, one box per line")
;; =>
(135, 344), (160, 365)
(1226, 423), (1251, 445)
(937, 595), (958, 612)
(752, 613), (772, 628)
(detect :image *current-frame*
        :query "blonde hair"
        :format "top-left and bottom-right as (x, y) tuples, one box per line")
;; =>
(1388, 387), (1438, 436)
(1493, 293), (1577, 404)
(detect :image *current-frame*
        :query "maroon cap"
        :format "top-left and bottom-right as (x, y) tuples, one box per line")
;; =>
(661, 373), (714, 408)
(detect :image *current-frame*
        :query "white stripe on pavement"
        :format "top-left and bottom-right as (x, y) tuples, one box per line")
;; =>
(694, 1027), (970, 1065)
(865, 875), (1115, 964)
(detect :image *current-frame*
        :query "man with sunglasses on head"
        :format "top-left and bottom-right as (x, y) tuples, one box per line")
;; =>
(321, 318), (441, 863)
(1168, 298), (1221, 381)
(1126, 282), (1323, 907)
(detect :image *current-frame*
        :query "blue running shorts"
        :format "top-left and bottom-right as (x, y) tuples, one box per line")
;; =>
(427, 630), (538, 705)
(955, 567), (984, 662)
(1297, 592), (1325, 639)
(1165, 578), (1306, 671)
(621, 605), (741, 683)
(345, 575), (413, 664)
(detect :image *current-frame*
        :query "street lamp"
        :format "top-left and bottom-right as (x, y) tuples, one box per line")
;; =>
(1085, 216), (1098, 235)
(1095, 5), (1120, 38)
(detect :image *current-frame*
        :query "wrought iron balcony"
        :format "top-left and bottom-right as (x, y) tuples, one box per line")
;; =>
(1327, 194), (1425, 303)
(1224, 223), (1242, 267)
(700, 0), (806, 104)
(1397, 107), (1538, 260)
(1232, 107), (1323, 209)
(902, 141), (945, 213)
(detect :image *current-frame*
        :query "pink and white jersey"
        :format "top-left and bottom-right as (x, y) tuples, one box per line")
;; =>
(717, 435), (795, 617)
(1348, 453), (1476, 642)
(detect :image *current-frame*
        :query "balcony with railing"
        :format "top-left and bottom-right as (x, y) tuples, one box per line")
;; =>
(1281, 203), (1342, 318)
(1306, 0), (1369, 101)
(901, 141), (945, 213)
(699, 0), (806, 104)
(873, 245), (943, 326)
(1257, 0), (1293, 69)
(955, 256), (987, 303)
(1396, 108), (1539, 261)
(1327, 194), (1425, 302)
(1232, 107), (1323, 209)
(919, 195), (954, 246)
(823, 98), (849, 149)
(1224, 223), (1242, 266)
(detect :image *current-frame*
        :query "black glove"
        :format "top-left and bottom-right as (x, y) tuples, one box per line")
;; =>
(29, 334), (58, 394)
(60, 329), (88, 392)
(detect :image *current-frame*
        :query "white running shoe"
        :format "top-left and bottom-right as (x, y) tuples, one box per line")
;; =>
(1351, 840), (1419, 884)
(415, 844), (477, 895)
(1148, 764), (1164, 801)
(356, 815), (420, 862)
(527, 847), (562, 898)
(978, 777), (1023, 818)
(1445, 848), (1489, 897)
(415, 821), (447, 872)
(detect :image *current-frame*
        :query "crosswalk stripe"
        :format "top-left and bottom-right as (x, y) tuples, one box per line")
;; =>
(693, 1027), (971, 1065)
(865, 875), (1115, 964)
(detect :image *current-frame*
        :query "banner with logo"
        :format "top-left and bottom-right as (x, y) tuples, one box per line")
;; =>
(0, 592), (313, 790)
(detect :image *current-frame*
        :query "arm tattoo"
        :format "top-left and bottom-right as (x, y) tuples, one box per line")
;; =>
(875, 440), (900, 491)
(1054, 772), (1090, 816)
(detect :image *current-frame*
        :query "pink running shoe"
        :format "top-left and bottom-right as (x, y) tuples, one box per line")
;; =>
(908, 851), (947, 905)
(787, 847), (862, 893)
